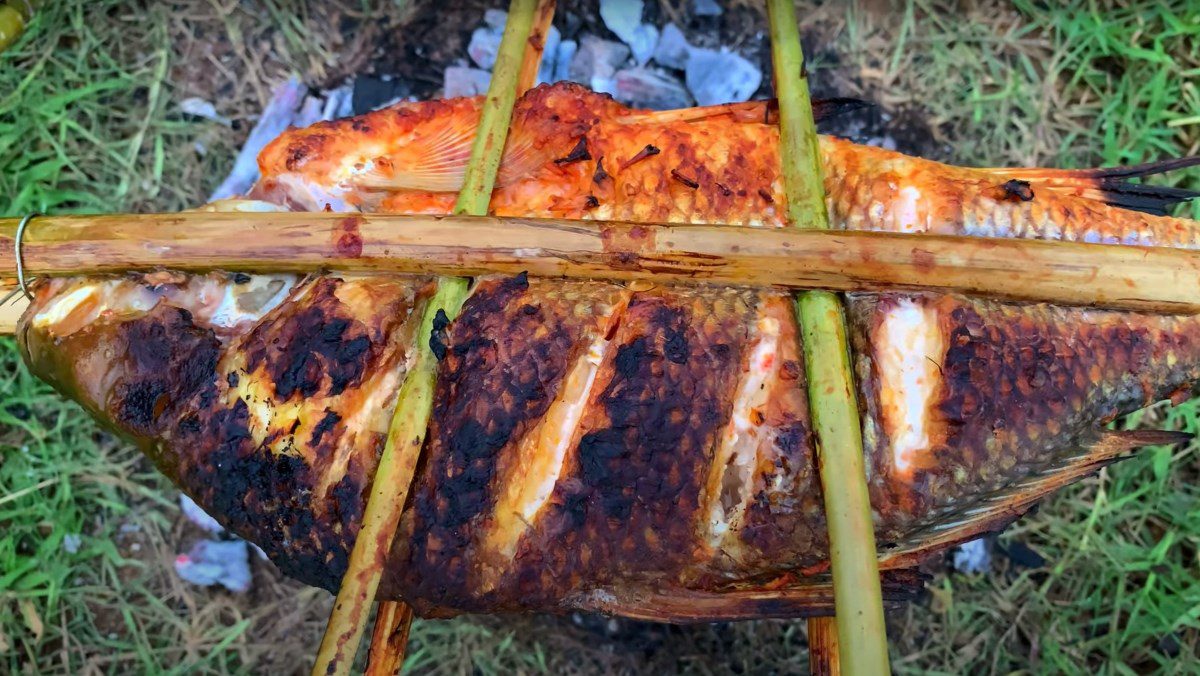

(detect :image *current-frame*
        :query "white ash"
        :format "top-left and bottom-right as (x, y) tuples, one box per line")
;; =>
(652, 23), (691, 71)
(568, 35), (631, 88)
(174, 539), (252, 593)
(685, 47), (762, 106)
(693, 0), (724, 17)
(599, 0), (658, 66)
(180, 493), (224, 534)
(443, 66), (492, 97)
(611, 67), (693, 109)
(951, 537), (992, 574)
(179, 97), (231, 126)
(468, 23), (503, 70)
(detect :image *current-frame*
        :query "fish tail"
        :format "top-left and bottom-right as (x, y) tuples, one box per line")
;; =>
(989, 156), (1200, 216)
(878, 429), (1191, 570)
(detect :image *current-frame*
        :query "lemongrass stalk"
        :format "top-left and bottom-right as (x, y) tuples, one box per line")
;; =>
(454, 0), (539, 216)
(766, 0), (890, 672)
(311, 279), (469, 676)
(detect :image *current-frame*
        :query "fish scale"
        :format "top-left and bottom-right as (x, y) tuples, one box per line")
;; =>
(16, 82), (1200, 620)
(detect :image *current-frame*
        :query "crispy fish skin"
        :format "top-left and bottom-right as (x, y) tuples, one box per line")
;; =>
(19, 82), (1200, 618)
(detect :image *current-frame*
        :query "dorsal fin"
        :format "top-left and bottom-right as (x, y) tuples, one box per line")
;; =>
(878, 429), (1190, 570)
(988, 156), (1200, 216)
(345, 114), (552, 194)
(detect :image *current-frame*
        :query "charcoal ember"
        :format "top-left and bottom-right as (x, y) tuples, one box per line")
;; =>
(685, 47), (762, 106)
(611, 67), (693, 110)
(443, 66), (492, 97)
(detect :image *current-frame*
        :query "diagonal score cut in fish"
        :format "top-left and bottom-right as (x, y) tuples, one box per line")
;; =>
(16, 83), (1200, 620)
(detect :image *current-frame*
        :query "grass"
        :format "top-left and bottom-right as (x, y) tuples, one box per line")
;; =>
(1, 0), (1199, 673)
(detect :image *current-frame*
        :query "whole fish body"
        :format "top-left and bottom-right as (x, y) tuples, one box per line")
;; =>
(18, 83), (1200, 620)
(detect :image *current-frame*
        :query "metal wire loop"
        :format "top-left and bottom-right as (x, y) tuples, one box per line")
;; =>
(14, 212), (39, 301)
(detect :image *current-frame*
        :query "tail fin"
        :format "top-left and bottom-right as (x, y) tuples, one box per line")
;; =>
(878, 429), (1190, 570)
(989, 156), (1200, 216)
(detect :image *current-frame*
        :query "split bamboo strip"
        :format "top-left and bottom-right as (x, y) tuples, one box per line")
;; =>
(5, 212), (1200, 330)
(807, 616), (841, 676)
(364, 602), (415, 676)
(515, 0), (556, 92)
(767, 0), (890, 672)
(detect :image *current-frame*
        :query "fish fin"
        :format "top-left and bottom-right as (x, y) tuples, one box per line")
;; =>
(348, 115), (476, 193)
(347, 116), (558, 194)
(580, 569), (925, 623)
(878, 429), (1190, 569)
(613, 97), (870, 126)
(989, 156), (1200, 216)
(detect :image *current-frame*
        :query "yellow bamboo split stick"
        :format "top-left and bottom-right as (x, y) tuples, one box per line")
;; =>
(766, 0), (890, 672)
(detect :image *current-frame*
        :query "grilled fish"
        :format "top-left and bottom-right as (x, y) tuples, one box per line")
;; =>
(18, 82), (1200, 620)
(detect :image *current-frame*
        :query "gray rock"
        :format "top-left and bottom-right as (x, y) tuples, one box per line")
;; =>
(444, 66), (492, 97)
(653, 23), (691, 70)
(693, 0), (724, 17)
(685, 47), (762, 106)
(599, 0), (658, 65)
(568, 35), (631, 86)
(612, 67), (693, 110)
(468, 25), (503, 69)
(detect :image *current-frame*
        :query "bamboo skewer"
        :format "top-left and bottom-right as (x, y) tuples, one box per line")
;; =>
(767, 0), (889, 672)
(807, 616), (841, 675)
(362, 1), (555, 673)
(313, 2), (546, 674)
(310, 280), (469, 676)
(6, 212), (1200, 335)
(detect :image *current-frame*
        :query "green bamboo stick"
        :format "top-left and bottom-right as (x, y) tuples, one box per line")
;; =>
(454, 0), (539, 215)
(314, 2), (540, 673)
(765, 0), (891, 673)
(310, 280), (468, 676)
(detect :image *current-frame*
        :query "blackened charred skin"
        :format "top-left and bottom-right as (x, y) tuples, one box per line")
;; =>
(849, 293), (1200, 537)
(430, 309), (451, 361)
(242, 278), (375, 400)
(396, 276), (599, 611)
(1002, 179), (1035, 201)
(508, 288), (753, 608)
(112, 306), (221, 437)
